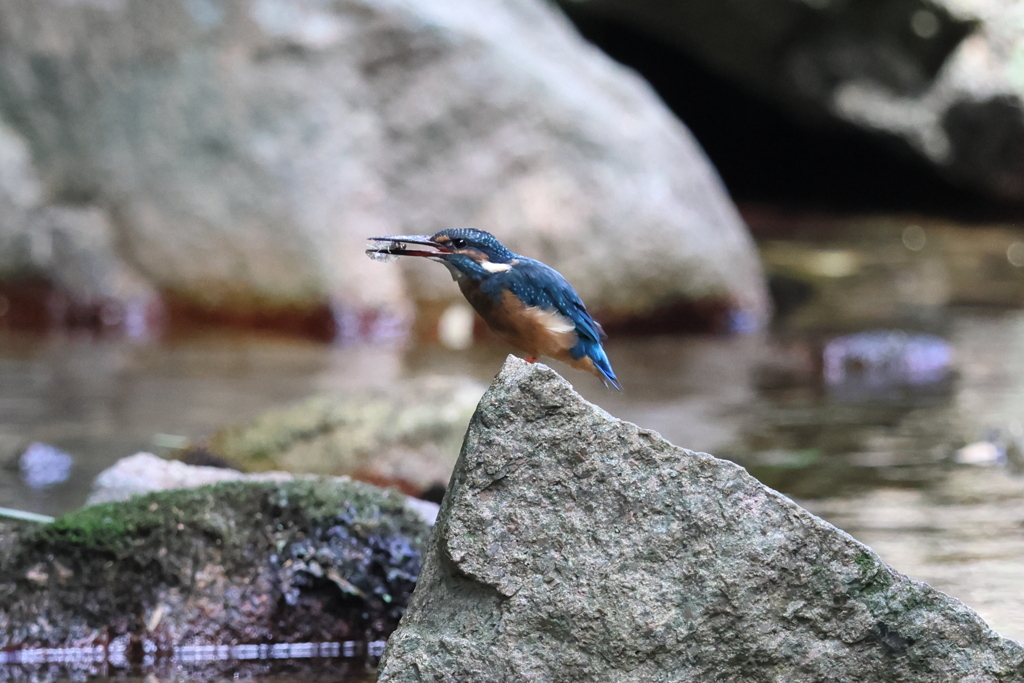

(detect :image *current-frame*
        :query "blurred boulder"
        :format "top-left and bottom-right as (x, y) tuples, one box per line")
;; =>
(17, 442), (73, 490)
(206, 375), (487, 494)
(0, 118), (154, 331)
(88, 451), (271, 505)
(0, 0), (767, 335)
(559, 0), (1024, 204)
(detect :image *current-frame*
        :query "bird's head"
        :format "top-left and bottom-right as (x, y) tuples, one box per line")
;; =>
(367, 228), (516, 279)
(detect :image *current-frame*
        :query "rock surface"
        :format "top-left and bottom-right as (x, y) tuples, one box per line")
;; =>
(0, 479), (429, 650)
(378, 356), (1024, 682)
(0, 0), (768, 331)
(560, 0), (1024, 203)
(802, 468), (1024, 644)
(206, 375), (487, 493)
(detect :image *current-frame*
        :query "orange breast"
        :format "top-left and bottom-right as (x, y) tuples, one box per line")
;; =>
(496, 290), (578, 358)
(459, 283), (578, 359)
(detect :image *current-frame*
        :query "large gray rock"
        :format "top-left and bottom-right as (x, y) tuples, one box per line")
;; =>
(378, 356), (1024, 682)
(559, 0), (1024, 203)
(0, 0), (768, 328)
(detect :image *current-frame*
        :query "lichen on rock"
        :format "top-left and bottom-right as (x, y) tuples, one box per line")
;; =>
(378, 356), (1024, 682)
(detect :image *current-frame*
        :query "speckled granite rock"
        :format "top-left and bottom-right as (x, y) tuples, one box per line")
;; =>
(378, 356), (1024, 682)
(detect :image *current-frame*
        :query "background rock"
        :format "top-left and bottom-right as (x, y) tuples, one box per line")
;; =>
(87, 451), (440, 525)
(206, 375), (487, 494)
(0, 0), (768, 333)
(0, 118), (154, 331)
(378, 357), (1024, 682)
(0, 479), (430, 650)
(558, 0), (1024, 204)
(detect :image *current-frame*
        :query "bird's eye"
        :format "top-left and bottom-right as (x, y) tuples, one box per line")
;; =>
(451, 238), (468, 249)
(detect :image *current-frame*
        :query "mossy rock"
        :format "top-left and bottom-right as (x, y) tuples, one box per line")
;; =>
(206, 376), (486, 492)
(0, 479), (430, 650)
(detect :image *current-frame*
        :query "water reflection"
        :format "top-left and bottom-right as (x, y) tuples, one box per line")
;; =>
(0, 637), (382, 682)
(1, 656), (375, 683)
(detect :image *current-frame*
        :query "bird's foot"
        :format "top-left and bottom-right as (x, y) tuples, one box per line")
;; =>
(525, 356), (538, 364)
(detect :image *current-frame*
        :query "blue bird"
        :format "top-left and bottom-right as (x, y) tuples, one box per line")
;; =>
(367, 228), (621, 390)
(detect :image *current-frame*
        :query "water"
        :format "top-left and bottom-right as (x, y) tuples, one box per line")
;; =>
(0, 331), (405, 517)
(2, 215), (1024, 680)
(0, 642), (380, 683)
(2, 316), (1022, 634)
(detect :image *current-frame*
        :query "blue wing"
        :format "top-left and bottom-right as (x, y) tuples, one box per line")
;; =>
(481, 258), (620, 389)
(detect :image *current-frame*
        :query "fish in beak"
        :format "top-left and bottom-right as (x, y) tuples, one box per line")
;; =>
(365, 235), (453, 261)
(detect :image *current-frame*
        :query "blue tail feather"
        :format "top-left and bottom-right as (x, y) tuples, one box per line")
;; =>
(572, 339), (621, 391)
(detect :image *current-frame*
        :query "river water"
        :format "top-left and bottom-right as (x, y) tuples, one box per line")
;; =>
(1, 215), (1023, 681)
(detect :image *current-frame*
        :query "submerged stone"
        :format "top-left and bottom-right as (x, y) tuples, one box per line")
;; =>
(823, 330), (954, 396)
(378, 356), (1024, 682)
(0, 479), (430, 652)
(17, 442), (73, 489)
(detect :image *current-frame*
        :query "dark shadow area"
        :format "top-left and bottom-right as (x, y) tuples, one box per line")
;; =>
(566, 13), (1024, 221)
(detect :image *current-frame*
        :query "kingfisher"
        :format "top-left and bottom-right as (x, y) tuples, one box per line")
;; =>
(367, 229), (621, 390)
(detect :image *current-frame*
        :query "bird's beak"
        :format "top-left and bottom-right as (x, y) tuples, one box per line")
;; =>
(366, 235), (452, 258)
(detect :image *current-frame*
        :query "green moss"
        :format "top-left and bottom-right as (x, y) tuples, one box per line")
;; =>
(34, 484), (241, 556)
(19, 478), (422, 565)
(851, 551), (895, 597)
(266, 478), (409, 523)
(855, 551), (876, 574)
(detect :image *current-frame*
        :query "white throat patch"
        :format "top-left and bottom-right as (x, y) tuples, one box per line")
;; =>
(480, 261), (512, 273)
